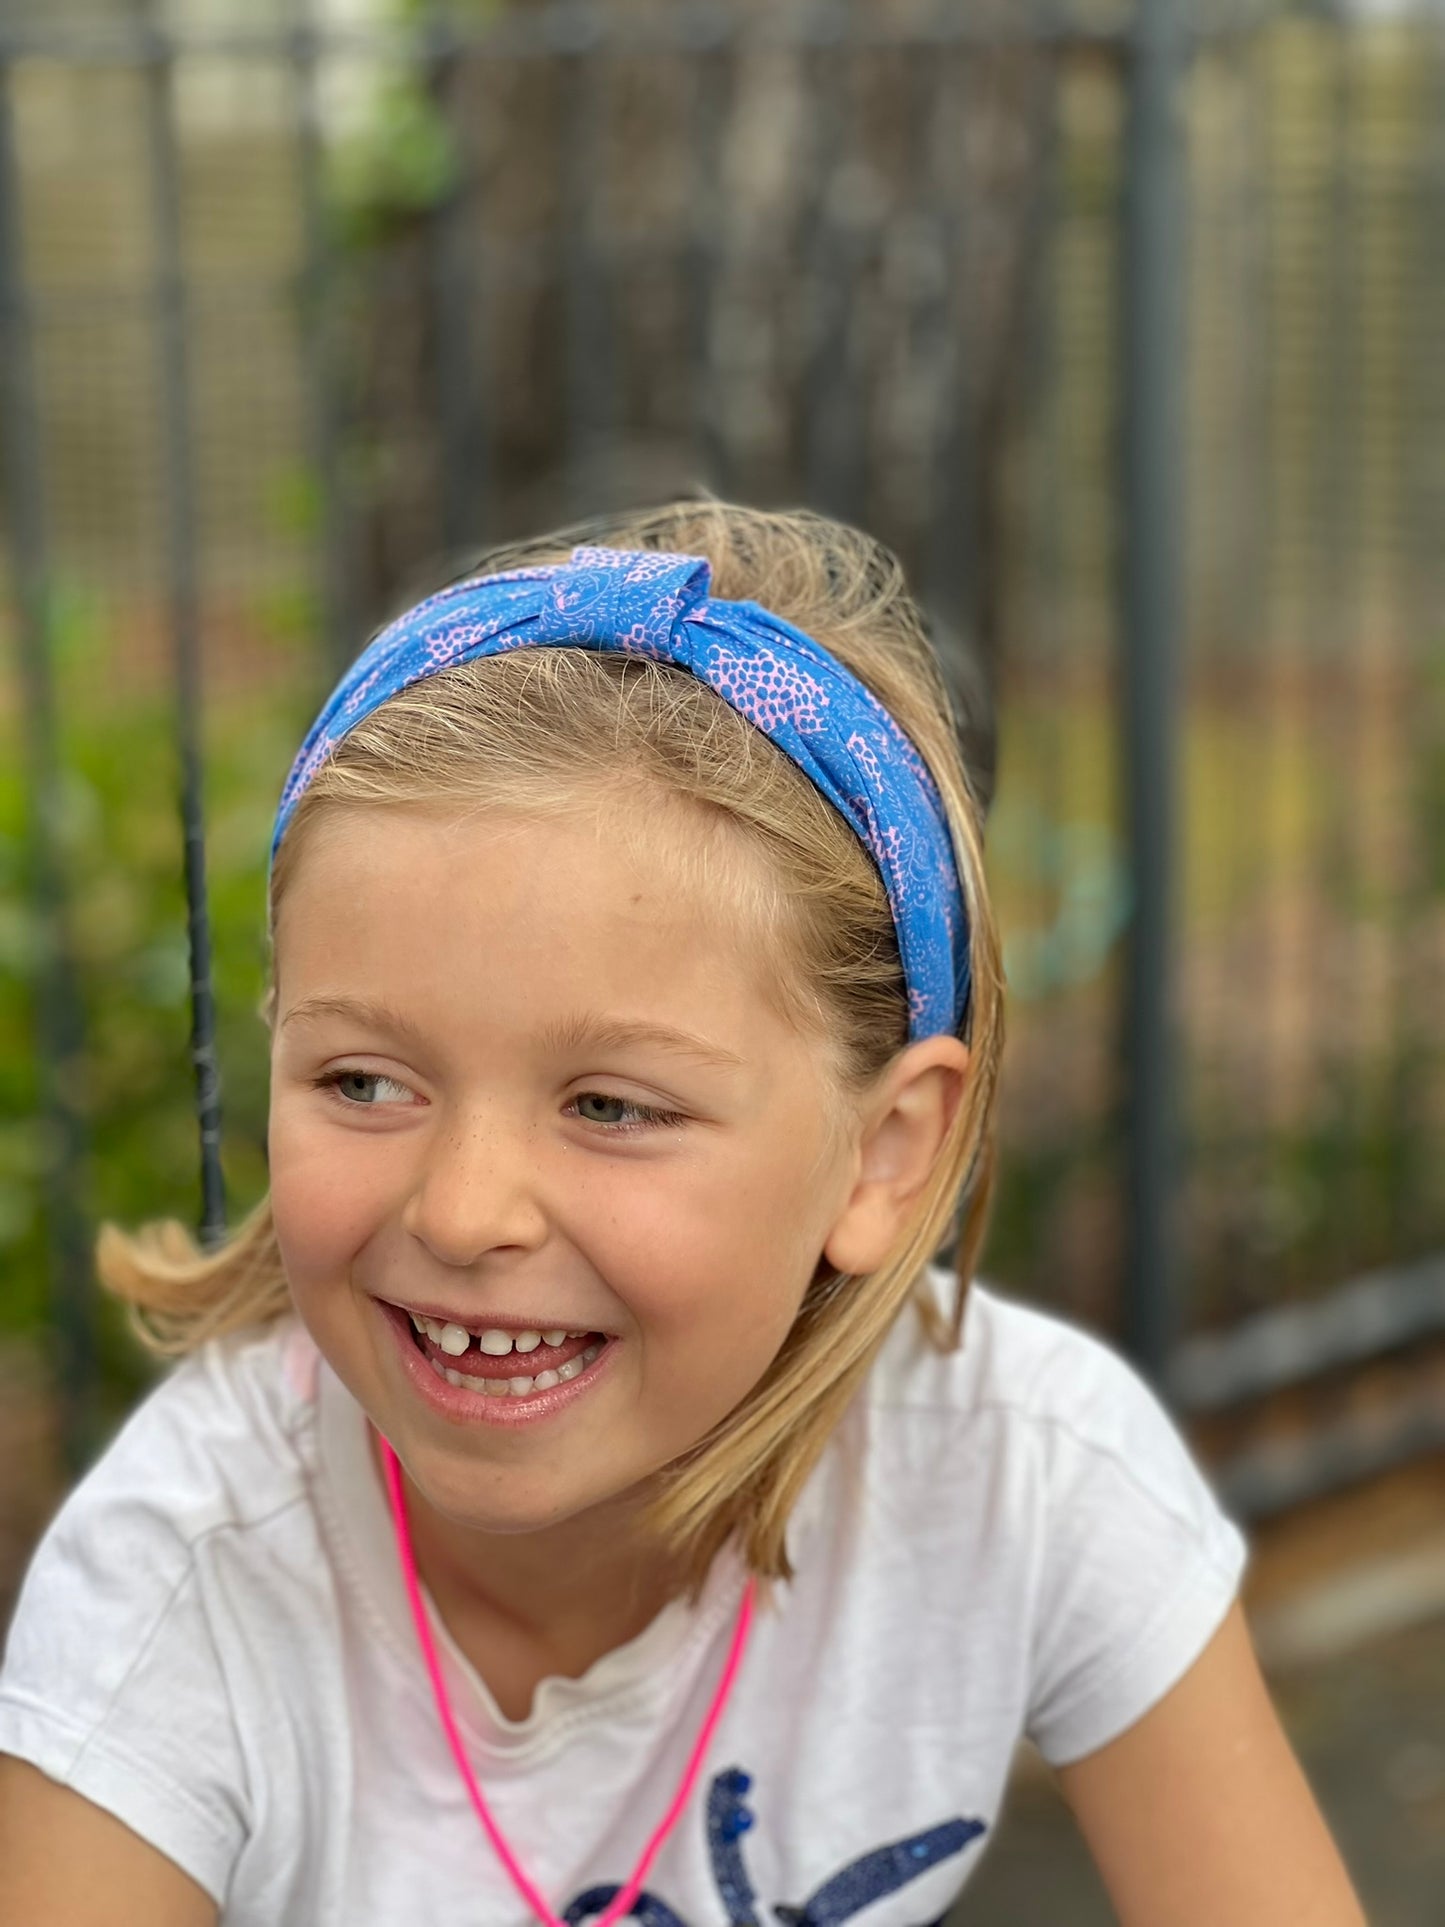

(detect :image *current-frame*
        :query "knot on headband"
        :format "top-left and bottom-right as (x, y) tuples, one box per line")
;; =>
(273, 545), (970, 1040)
(533, 546), (710, 648)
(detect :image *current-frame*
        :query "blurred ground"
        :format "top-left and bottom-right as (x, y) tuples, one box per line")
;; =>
(3, 1338), (1443, 1921)
(0, 1339), (59, 1642)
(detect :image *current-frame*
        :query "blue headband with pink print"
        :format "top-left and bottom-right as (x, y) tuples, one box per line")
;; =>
(272, 545), (971, 1040)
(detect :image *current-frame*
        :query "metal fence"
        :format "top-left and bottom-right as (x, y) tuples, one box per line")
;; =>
(2, 0), (1443, 1516)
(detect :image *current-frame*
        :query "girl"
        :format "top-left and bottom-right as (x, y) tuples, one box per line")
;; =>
(0, 503), (1363, 1925)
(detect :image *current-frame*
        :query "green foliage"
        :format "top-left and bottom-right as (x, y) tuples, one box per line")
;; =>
(1420, 631), (1445, 898)
(0, 618), (314, 1398)
(329, 71), (461, 250)
(323, 0), (512, 249)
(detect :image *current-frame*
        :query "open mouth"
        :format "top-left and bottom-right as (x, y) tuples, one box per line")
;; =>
(393, 1305), (611, 1400)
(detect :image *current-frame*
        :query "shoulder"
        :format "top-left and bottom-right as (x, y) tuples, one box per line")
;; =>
(0, 1317), (320, 1906)
(870, 1263), (1176, 1442)
(860, 1267), (1249, 1766)
(869, 1264), (1242, 1540)
(44, 1314), (318, 1579)
(1, 1314), (321, 1692)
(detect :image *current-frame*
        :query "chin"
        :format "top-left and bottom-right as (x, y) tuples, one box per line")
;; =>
(419, 1467), (612, 1539)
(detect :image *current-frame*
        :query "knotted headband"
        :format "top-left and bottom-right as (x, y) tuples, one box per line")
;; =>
(273, 546), (971, 1039)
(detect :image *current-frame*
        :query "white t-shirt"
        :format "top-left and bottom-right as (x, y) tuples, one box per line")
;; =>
(0, 1272), (1247, 1926)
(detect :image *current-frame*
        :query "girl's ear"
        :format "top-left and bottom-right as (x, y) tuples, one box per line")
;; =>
(820, 1037), (970, 1279)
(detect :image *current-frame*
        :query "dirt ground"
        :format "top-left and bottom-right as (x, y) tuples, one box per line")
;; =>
(3, 1341), (1444, 1922)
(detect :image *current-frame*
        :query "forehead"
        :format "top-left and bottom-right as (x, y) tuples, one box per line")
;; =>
(274, 797), (794, 1041)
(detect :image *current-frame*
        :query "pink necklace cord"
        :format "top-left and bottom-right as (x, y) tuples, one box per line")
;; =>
(378, 1435), (756, 1927)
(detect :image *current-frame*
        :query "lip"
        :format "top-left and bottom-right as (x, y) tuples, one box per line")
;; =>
(375, 1298), (618, 1429)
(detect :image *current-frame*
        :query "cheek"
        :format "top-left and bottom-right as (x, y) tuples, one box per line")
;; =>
(614, 1172), (818, 1403)
(641, 1128), (842, 1403)
(636, 1275), (803, 1464)
(266, 1107), (385, 1292)
(598, 1159), (812, 1309)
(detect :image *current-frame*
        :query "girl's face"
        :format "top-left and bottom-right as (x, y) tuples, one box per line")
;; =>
(268, 799), (861, 1539)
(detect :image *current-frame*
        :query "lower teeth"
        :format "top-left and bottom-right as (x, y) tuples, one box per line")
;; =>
(423, 1342), (603, 1398)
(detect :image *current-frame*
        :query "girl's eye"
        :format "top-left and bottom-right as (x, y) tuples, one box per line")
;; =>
(571, 1091), (687, 1136)
(312, 1074), (682, 1134)
(313, 1069), (414, 1107)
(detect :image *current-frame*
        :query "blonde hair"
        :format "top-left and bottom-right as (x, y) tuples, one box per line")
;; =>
(98, 500), (1004, 1588)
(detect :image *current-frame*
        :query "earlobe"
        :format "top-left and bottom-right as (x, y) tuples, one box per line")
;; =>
(820, 1040), (970, 1278)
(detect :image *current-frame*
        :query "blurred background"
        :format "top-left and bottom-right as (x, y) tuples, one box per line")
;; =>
(0, 0), (1441, 1916)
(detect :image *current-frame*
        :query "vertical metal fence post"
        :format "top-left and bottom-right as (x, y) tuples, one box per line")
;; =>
(920, 42), (975, 656)
(426, 2), (485, 561)
(687, 23), (733, 498)
(138, 14), (227, 1248)
(559, 24), (615, 517)
(1119, 0), (1188, 1381)
(802, 12), (866, 522)
(0, 56), (98, 1471)
(293, 0), (358, 679)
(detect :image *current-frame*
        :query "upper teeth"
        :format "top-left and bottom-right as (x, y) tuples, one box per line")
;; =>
(409, 1314), (577, 1357)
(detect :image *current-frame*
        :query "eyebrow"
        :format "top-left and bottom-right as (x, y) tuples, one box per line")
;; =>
(537, 1014), (747, 1075)
(279, 996), (746, 1074)
(280, 995), (432, 1051)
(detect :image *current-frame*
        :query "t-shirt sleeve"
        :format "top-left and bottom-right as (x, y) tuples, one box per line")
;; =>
(1022, 1331), (1250, 1769)
(0, 1476), (249, 1908)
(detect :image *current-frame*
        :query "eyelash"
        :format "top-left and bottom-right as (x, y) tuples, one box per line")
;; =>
(309, 1070), (687, 1137)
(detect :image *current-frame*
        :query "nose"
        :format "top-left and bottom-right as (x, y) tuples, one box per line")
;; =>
(400, 1115), (550, 1268)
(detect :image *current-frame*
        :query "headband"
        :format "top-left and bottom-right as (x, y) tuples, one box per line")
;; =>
(272, 546), (970, 1040)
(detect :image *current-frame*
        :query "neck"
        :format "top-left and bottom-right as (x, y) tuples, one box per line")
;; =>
(369, 1429), (687, 1675)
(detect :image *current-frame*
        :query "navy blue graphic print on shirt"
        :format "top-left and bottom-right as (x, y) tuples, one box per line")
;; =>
(561, 1767), (987, 1926)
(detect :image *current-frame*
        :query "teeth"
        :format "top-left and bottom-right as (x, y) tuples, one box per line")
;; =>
(407, 1313), (597, 1357)
(409, 1313), (456, 1349)
(424, 1340), (606, 1399)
